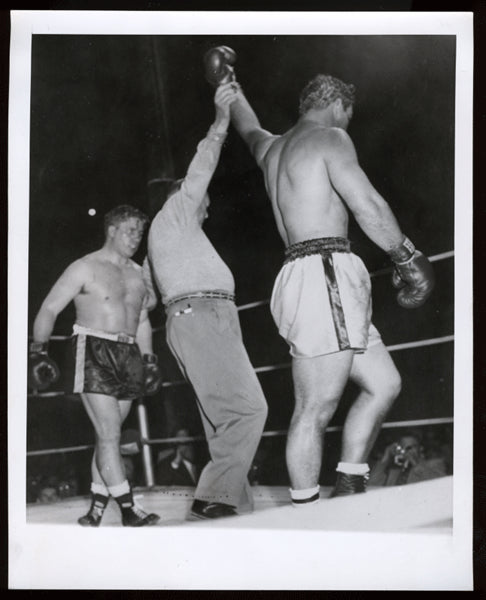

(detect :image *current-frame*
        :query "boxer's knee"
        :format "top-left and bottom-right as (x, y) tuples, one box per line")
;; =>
(378, 368), (402, 404)
(291, 395), (339, 433)
(94, 424), (122, 447)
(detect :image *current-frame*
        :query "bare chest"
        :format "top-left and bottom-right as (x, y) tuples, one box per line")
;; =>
(83, 263), (145, 306)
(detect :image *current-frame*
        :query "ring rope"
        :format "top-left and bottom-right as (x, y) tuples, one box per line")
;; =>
(36, 249), (453, 341)
(27, 334), (454, 397)
(236, 250), (454, 312)
(26, 416), (454, 457)
(26, 250), (454, 461)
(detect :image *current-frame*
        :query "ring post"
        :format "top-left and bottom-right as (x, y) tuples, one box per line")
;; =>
(136, 398), (155, 487)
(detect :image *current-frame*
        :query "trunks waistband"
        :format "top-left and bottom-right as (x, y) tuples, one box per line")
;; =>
(72, 324), (136, 344)
(165, 291), (235, 308)
(284, 237), (351, 264)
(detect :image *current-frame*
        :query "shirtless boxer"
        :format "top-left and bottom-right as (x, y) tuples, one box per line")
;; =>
(145, 82), (268, 519)
(204, 48), (434, 505)
(29, 205), (162, 526)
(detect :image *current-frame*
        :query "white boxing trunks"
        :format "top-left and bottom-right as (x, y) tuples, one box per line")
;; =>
(270, 237), (382, 358)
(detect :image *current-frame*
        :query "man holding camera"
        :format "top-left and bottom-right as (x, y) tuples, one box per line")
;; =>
(368, 432), (447, 486)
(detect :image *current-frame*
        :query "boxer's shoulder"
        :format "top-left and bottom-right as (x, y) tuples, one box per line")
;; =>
(316, 127), (357, 162)
(62, 253), (96, 278)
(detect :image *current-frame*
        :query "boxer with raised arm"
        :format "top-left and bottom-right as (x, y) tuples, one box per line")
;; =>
(204, 48), (434, 505)
(30, 205), (162, 526)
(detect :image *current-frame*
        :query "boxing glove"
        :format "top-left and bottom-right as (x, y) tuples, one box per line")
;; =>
(203, 46), (237, 87)
(143, 353), (163, 396)
(388, 236), (435, 308)
(28, 342), (61, 391)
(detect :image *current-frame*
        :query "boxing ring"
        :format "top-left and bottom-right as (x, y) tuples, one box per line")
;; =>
(26, 249), (455, 532)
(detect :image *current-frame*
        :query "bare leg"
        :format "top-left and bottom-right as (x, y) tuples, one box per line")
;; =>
(87, 399), (133, 486)
(287, 350), (354, 490)
(341, 342), (401, 463)
(81, 394), (133, 487)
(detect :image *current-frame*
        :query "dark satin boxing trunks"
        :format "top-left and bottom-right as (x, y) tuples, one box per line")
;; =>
(70, 324), (144, 400)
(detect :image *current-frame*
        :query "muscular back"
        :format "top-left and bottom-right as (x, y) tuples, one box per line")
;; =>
(259, 123), (350, 246)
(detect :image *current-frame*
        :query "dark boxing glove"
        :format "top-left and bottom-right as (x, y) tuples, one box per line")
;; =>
(388, 236), (435, 309)
(203, 46), (237, 87)
(28, 342), (61, 391)
(143, 353), (162, 396)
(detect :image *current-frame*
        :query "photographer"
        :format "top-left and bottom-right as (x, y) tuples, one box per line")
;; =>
(368, 431), (447, 487)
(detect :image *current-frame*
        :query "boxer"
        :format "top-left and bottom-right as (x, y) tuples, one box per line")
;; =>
(29, 205), (162, 526)
(205, 49), (434, 505)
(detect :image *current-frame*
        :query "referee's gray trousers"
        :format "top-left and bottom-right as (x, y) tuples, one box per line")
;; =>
(166, 297), (268, 511)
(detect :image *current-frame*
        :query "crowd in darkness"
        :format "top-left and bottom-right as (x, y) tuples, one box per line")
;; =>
(26, 423), (453, 504)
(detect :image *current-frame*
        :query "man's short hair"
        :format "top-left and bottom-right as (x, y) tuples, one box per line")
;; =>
(399, 429), (423, 446)
(299, 74), (356, 116)
(104, 205), (149, 236)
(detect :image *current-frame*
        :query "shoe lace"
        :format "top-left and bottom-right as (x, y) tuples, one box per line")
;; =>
(90, 500), (106, 518)
(131, 495), (149, 518)
(91, 504), (104, 517)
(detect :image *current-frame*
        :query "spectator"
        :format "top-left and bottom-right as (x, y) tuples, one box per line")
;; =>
(368, 430), (447, 486)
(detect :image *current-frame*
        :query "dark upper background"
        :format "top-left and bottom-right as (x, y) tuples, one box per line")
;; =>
(29, 34), (455, 318)
(27, 34), (456, 439)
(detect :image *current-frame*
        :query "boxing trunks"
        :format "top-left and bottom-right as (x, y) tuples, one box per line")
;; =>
(70, 324), (144, 400)
(270, 237), (382, 358)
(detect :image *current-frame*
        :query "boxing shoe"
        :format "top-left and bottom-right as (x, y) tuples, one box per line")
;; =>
(190, 499), (237, 519)
(78, 493), (109, 527)
(118, 496), (160, 527)
(329, 472), (368, 498)
(121, 505), (160, 527)
(112, 485), (160, 526)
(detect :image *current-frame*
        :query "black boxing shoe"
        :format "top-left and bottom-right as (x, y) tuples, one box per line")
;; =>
(121, 504), (160, 527)
(114, 490), (160, 526)
(190, 499), (237, 520)
(329, 472), (368, 498)
(78, 493), (109, 527)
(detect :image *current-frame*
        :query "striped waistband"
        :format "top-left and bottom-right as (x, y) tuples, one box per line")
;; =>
(72, 324), (135, 344)
(165, 291), (235, 308)
(284, 237), (351, 264)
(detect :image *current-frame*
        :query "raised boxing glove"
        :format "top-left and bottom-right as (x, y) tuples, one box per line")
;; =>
(28, 341), (61, 391)
(203, 46), (237, 87)
(143, 353), (163, 396)
(388, 236), (435, 309)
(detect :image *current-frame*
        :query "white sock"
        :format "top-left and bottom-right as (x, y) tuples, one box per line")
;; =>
(107, 480), (131, 498)
(290, 485), (320, 507)
(336, 462), (369, 475)
(91, 481), (109, 496)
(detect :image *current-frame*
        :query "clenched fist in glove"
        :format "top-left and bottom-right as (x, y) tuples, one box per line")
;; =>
(203, 46), (237, 87)
(28, 342), (61, 391)
(143, 353), (163, 396)
(388, 236), (435, 308)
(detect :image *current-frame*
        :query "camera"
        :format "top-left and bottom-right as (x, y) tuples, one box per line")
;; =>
(393, 444), (407, 467)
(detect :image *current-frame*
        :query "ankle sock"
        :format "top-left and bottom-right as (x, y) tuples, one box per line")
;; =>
(290, 485), (320, 507)
(91, 481), (109, 497)
(336, 462), (369, 475)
